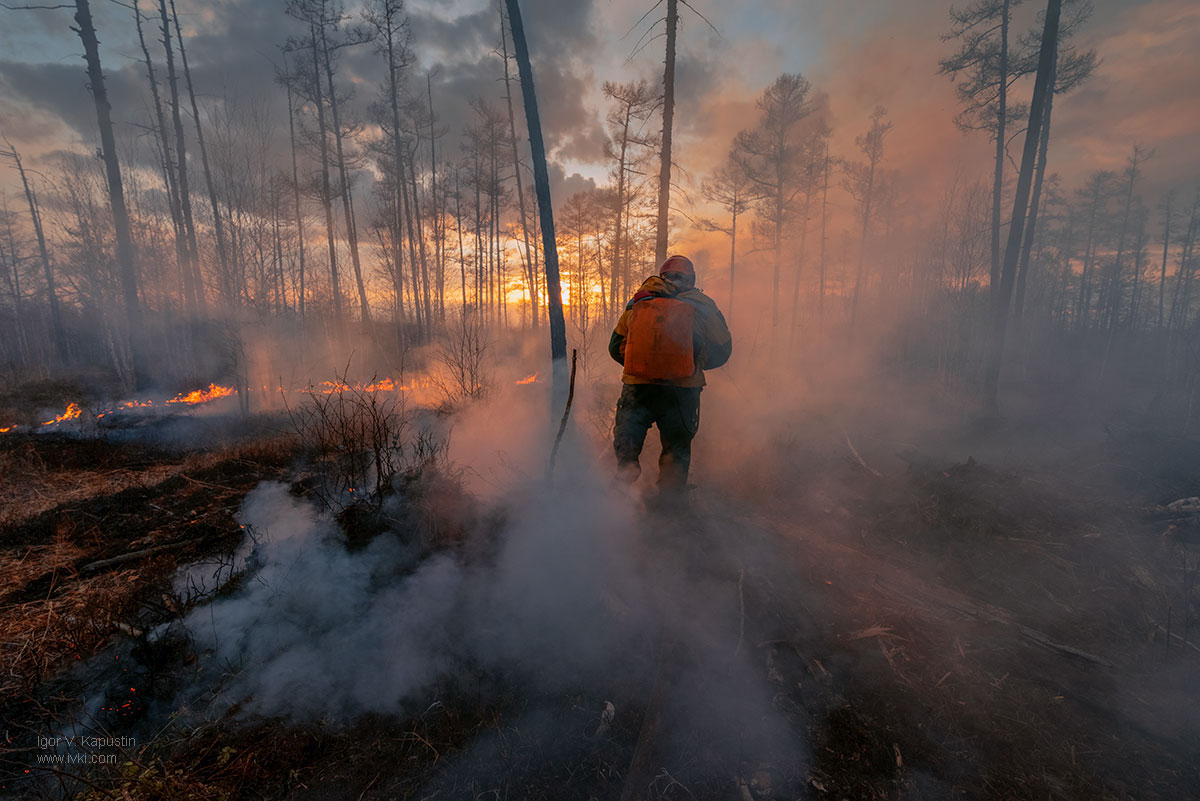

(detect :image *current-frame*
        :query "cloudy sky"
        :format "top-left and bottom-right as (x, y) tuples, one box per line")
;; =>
(0, 0), (1197, 242)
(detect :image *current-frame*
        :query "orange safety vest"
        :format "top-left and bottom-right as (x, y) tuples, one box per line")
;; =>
(623, 297), (695, 380)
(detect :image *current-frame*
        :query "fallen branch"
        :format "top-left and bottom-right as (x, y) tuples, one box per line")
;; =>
(179, 473), (235, 492)
(80, 541), (187, 574)
(1152, 621), (1200, 656)
(1016, 624), (1113, 668)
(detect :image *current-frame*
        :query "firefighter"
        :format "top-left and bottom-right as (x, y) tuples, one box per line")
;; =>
(609, 254), (732, 497)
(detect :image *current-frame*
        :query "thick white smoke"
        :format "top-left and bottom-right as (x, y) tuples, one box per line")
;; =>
(182, 450), (651, 719)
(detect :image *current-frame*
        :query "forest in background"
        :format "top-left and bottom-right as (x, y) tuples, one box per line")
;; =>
(0, 0), (1196, 424)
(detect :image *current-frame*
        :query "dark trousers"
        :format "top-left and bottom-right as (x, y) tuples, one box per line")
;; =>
(613, 383), (702, 491)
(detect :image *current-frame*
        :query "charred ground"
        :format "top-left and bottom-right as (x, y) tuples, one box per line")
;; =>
(1, 387), (1197, 801)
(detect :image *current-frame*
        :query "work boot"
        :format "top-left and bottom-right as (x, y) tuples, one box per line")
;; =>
(614, 461), (641, 486)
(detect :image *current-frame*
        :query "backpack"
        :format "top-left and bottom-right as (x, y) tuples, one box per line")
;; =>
(624, 297), (696, 380)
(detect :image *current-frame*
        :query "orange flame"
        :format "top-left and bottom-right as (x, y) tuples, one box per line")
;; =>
(1, 373), (452, 437)
(303, 376), (426, 394)
(42, 402), (82, 426)
(515, 373), (539, 385)
(364, 377), (397, 392)
(166, 383), (235, 405)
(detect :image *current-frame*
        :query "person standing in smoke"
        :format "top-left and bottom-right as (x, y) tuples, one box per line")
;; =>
(609, 254), (732, 500)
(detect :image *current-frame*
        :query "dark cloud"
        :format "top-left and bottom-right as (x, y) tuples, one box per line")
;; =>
(0, 60), (142, 146)
(549, 165), (598, 208)
(4, 0), (1195, 242)
(410, 7), (496, 63)
(413, 0), (607, 168)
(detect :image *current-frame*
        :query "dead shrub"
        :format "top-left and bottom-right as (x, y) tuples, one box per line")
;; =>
(432, 310), (492, 406)
(284, 371), (446, 515)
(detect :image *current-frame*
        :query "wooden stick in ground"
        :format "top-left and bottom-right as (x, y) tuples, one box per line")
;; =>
(547, 348), (578, 478)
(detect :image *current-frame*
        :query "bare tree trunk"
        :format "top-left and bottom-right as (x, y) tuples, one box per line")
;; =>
(1127, 209), (1148, 327)
(284, 60), (307, 318)
(1159, 193), (1173, 329)
(427, 74), (446, 323)
(1104, 146), (1147, 331)
(272, 186), (286, 312)
(473, 142), (483, 311)
(653, 0), (678, 267)
(990, 0), (1010, 295)
(74, 0), (142, 386)
(850, 158), (876, 326)
(500, 7), (538, 329)
(171, 0), (226, 311)
(398, 143), (426, 340)
(408, 144), (433, 332)
(1013, 54), (1057, 324)
(320, 25), (370, 325)
(7, 142), (67, 363)
(133, 0), (189, 314)
(456, 168), (466, 310)
(493, 134), (503, 325)
(818, 142), (830, 321)
(612, 125), (628, 313)
(729, 206), (738, 327)
(771, 178), (784, 329)
(159, 0), (203, 316)
(308, 24), (344, 328)
(983, 0), (1061, 416)
(1076, 181), (1103, 328)
(377, 1), (413, 339)
(790, 151), (816, 339)
(1, 205), (31, 367)
(487, 131), (495, 321)
(504, 0), (567, 396)
(1170, 196), (1199, 329)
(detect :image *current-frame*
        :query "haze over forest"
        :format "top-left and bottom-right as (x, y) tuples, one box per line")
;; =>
(0, 0), (1197, 416)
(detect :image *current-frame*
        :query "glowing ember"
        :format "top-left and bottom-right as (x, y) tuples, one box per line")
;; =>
(166, 383), (235, 405)
(0, 425), (14, 433)
(515, 373), (539, 385)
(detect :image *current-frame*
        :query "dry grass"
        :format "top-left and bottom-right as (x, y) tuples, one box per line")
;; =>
(0, 568), (139, 702)
(0, 431), (298, 735)
(0, 445), (180, 529)
(4, 423), (1198, 801)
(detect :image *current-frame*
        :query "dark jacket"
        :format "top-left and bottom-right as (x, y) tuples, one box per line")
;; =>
(608, 275), (732, 387)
